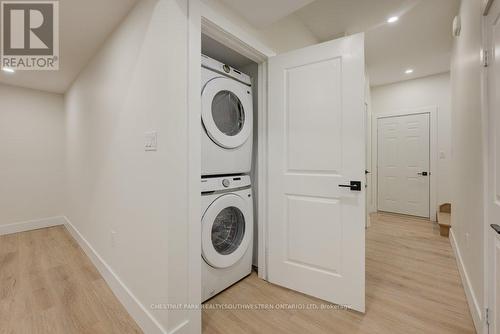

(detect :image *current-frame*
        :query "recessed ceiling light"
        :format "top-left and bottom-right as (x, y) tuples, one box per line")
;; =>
(387, 16), (399, 24)
(405, 69), (414, 74)
(2, 67), (15, 73)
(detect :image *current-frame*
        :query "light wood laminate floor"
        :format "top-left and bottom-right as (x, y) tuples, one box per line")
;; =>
(0, 213), (475, 333)
(0, 226), (142, 334)
(203, 212), (476, 334)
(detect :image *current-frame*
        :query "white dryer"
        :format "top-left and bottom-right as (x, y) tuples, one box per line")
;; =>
(201, 55), (253, 176)
(201, 175), (253, 302)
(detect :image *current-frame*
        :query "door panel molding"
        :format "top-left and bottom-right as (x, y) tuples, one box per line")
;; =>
(374, 106), (438, 221)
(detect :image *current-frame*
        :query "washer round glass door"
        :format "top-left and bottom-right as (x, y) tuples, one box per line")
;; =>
(202, 77), (253, 149)
(202, 194), (251, 268)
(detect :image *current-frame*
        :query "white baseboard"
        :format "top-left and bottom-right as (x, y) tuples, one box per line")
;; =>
(0, 216), (66, 235)
(63, 217), (168, 334)
(449, 228), (483, 332)
(168, 320), (190, 334)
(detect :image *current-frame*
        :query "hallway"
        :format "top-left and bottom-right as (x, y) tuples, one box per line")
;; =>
(202, 213), (476, 334)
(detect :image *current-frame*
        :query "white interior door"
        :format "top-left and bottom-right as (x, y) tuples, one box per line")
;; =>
(486, 1), (500, 332)
(267, 33), (366, 312)
(377, 113), (430, 218)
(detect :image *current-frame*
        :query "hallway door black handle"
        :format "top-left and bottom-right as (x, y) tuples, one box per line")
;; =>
(491, 224), (500, 234)
(339, 181), (362, 191)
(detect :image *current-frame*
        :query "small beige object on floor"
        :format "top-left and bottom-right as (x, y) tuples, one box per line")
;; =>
(438, 203), (452, 237)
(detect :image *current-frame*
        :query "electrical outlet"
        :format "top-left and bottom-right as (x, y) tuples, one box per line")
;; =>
(110, 230), (118, 247)
(145, 131), (157, 151)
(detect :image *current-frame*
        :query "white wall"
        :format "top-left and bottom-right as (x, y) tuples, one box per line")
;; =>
(0, 84), (65, 226)
(370, 73), (452, 213)
(449, 0), (485, 330)
(258, 14), (320, 54)
(201, 0), (319, 54)
(65, 0), (195, 332)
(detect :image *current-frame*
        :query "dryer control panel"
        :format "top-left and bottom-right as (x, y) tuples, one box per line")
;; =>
(201, 175), (251, 193)
(202, 54), (252, 86)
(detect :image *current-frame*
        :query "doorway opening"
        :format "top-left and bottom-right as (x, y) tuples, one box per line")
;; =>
(200, 33), (261, 301)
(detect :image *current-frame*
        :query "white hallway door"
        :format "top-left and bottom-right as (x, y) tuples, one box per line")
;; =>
(377, 113), (430, 218)
(267, 33), (366, 312)
(486, 1), (500, 333)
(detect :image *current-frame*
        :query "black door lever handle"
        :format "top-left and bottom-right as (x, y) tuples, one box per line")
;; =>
(491, 224), (500, 234)
(339, 181), (362, 191)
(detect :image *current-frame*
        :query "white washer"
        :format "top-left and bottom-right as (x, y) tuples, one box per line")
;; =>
(201, 175), (253, 302)
(201, 55), (253, 176)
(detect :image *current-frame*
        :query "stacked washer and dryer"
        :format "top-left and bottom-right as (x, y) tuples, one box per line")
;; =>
(200, 55), (254, 302)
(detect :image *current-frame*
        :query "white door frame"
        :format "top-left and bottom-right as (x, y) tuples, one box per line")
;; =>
(484, 1), (498, 333)
(187, 1), (202, 332)
(374, 106), (438, 221)
(200, 22), (272, 281)
(189, 2), (276, 297)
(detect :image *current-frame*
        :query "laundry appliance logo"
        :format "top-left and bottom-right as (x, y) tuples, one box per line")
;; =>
(1, 1), (59, 70)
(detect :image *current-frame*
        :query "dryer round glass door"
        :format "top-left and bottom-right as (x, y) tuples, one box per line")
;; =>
(212, 91), (245, 136)
(202, 194), (252, 268)
(202, 77), (253, 149)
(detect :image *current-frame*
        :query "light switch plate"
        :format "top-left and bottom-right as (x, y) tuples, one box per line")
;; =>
(145, 131), (157, 151)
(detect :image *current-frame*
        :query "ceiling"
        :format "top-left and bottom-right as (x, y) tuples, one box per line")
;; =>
(0, 0), (138, 93)
(292, 0), (459, 86)
(0, 0), (458, 92)
(218, 0), (315, 27)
